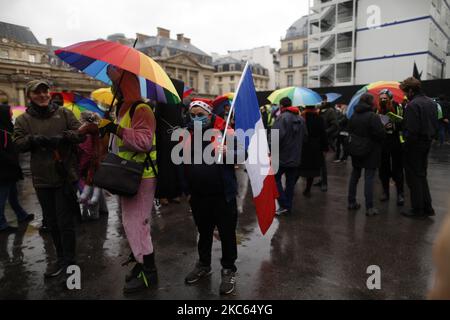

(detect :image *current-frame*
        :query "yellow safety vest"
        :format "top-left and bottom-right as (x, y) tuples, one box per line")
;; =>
(116, 103), (157, 179)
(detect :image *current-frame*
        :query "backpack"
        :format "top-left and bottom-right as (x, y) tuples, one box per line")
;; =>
(348, 133), (372, 158)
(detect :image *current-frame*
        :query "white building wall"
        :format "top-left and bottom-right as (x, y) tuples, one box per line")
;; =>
(355, 54), (428, 84)
(356, 0), (432, 30)
(228, 46), (277, 90)
(355, 0), (449, 84)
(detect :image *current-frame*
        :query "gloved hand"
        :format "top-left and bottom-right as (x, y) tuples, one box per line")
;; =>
(99, 120), (119, 136)
(30, 135), (51, 148)
(47, 135), (65, 148)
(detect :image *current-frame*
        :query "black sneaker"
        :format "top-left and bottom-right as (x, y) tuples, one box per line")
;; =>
(348, 203), (361, 210)
(44, 262), (67, 279)
(366, 208), (380, 216)
(125, 263), (142, 282)
(123, 268), (158, 294)
(185, 263), (212, 284)
(275, 207), (288, 216)
(18, 214), (35, 223)
(219, 269), (236, 295)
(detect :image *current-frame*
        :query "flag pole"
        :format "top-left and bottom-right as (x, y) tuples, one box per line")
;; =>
(218, 61), (250, 163)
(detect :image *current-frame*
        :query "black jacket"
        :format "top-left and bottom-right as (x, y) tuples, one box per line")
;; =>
(0, 104), (23, 183)
(319, 103), (339, 138)
(298, 110), (328, 177)
(272, 109), (307, 168)
(183, 116), (240, 202)
(404, 93), (439, 144)
(348, 102), (386, 169)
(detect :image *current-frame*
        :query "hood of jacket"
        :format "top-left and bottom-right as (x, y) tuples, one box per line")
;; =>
(26, 101), (59, 119)
(354, 102), (373, 114)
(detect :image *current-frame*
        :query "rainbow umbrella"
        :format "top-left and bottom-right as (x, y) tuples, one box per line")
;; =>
(57, 92), (104, 119)
(11, 106), (26, 120)
(268, 87), (322, 106)
(346, 81), (404, 118)
(91, 87), (114, 106)
(55, 40), (180, 105)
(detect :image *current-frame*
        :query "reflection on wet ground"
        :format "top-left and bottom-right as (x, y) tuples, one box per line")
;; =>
(1, 146), (449, 299)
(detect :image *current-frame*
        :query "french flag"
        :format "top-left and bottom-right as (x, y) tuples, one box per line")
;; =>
(232, 63), (278, 235)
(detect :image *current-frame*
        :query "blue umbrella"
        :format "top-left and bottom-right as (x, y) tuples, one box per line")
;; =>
(326, 93), (342, 103)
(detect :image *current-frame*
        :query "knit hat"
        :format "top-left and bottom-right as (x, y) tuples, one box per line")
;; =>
(189, 98), (213, 114)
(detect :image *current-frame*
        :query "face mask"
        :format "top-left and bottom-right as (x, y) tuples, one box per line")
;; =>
(190, 114), (210, 128)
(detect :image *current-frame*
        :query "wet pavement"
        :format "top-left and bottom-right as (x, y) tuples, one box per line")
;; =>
(1, 145), (449, 300)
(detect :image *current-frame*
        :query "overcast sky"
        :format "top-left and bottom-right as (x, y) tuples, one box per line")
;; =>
(0, 0), (309, 54)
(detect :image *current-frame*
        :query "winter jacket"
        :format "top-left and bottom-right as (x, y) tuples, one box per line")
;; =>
(348, 102), (386, 169)
(13, 102), (83, 188)
(403, 93), (439, 145)
(319, 103), (339, 139)
(298, 109), (328, 178)
(272, 107), (307, 168)
(184, 114), (240, 202)
(0, 104), (23, 183)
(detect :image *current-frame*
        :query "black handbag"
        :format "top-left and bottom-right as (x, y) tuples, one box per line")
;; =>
(93, 153), (145, 196)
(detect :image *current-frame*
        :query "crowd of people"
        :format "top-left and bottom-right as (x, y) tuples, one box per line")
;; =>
(0, 72), (448, 297)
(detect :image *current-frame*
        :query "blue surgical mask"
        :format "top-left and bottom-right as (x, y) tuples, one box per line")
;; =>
(190, 114), (210, 128)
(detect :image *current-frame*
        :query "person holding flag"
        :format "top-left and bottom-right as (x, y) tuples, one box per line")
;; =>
(182, 98), (240, 295)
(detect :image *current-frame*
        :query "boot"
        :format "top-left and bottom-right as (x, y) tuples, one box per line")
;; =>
(397, 193), (405, 207)
(380, 189), (389, 202)
(123, 253), (158, 294)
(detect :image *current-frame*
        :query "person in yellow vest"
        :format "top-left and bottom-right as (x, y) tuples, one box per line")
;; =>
(100, 66), (158, 294)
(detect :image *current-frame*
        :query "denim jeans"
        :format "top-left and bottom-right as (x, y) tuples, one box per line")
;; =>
(0, 182), (29, 230)
(275, 166), (299, 210)
(348, 167), (376, 210)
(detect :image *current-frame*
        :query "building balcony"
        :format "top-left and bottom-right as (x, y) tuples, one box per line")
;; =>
(279, 47), (308, 55)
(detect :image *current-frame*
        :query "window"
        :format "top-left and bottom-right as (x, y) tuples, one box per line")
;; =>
(218, 65), (223, 72)
(287, 74), (293, 86)
(230, 64), (235, 71)
(288, 56), (293, 68)
(303, 40), (308, 49)
(189, 77), (194, 89)
(218, 76), (222, 82)
(230, 84), (235, 92)
(230, 75), (234, 81)
(288, 42), (293, 52)
(204, 76), (210, 93)
(303, 54), (308, 66)
(29, 54), (36, 63)
(218, 85), (223, 95)
(0, 50), (8, 59)
(302, 73), (308, 86)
